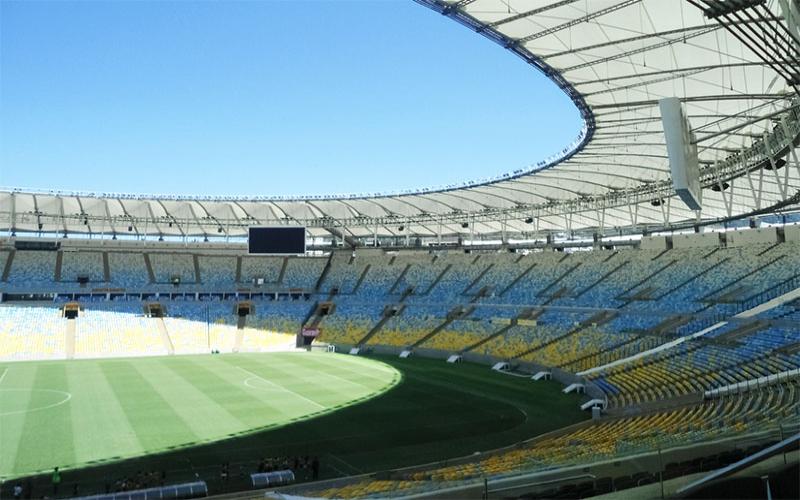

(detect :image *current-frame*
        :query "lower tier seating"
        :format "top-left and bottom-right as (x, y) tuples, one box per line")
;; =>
(310, 380), (800, 499)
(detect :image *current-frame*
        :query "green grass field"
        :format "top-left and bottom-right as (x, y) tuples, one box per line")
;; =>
(0, 352), (400, 479)
(0, 353), (587, 497)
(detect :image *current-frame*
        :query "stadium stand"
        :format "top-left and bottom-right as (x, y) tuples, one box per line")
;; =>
(60, 251), (105, 284)
(75, 310), (167, 358)
(197, 255), (237, 287)
(108, 252), (150, 288)
(0, 305), (66, 360)
(2, 235), (799, 496)
(6, 251), (56, 288)
(239, 255), (284, 284)
(311, 380), (799, 499)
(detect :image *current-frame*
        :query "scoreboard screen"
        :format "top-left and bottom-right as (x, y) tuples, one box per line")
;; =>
(248, 227), (306, 255)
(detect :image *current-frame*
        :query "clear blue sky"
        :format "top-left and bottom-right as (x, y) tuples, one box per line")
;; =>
(0, 0), (582, 197)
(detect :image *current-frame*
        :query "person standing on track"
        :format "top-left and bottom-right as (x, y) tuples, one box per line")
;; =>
(51, 467), (61, 496)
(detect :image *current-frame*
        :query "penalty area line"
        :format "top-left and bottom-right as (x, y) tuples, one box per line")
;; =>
(235, 365), (326, 411)
(0, 367), (7, 386)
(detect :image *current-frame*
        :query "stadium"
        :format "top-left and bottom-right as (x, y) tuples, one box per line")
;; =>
(1, 0), (799, 499)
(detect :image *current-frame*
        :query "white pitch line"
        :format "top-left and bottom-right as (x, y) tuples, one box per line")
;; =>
(235, 366), (326, 411)
(314, 369), (374, 392)
(0, 367), (7, 386)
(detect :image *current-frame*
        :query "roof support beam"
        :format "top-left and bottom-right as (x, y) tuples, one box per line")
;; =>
(516, 0), (642, 44)
(487, 0), (581, 29)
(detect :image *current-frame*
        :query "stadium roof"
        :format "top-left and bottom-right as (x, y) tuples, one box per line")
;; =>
(2, 0), (799, 241)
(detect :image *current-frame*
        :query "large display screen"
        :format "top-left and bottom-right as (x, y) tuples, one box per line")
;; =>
(248, 227), (306, 255)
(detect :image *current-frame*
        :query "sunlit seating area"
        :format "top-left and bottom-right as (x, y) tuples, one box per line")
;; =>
(0, 305), (65, 360)
(239, 327), (296, 352)
(162, 317), (236, 354)
(318, 299), (383, 345)
(75, 310), (166, 358)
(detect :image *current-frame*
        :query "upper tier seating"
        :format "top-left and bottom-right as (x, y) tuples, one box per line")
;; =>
(197, 255), (237, 287)
(61, 251), (104, 283)
(108, 252), (150, 288)
(6, 251), (55, 286)
(240, 256), (284, 284)
(282, 257), (327, 289)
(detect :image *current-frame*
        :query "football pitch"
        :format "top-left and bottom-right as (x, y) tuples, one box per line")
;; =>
(0, 352), (400, 479)
(0, 353), (588, 496)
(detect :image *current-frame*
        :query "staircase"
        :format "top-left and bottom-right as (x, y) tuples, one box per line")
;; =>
(411, 305), (475, 348)
(498, 263), (538, 297)
(352, 264), (371, 294)
(463, 323), (516, 353)
(538, 263), (582, 297)
(156, 318), (175, 355)
(469, 285), (493, 303)
(389, 264), (411, 294)
(423, 264), (452, 295)
(577, 260), (629, 297)
(277, 257), (289, 284)
(192, 254), (201, 284)
(356, 306), (403, 346)
(463, 263), (493, 295)
(233, 328), (245, 353)
(314, 253), (335, 292)
(304, 302), (336, 330)
(511, 310), (617, 360)
(143, 253), (156, 284)
(616, 260), (679, 301)
(558, 335), (646, 371)
(54, 251), (63, 282)
(701, 256), (786, 303)
(653, 258), (728, 300)
(65, 319), (76, 359)
(102, 252), (111, 283)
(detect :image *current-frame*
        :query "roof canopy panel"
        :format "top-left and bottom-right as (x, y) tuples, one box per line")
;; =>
(2, 0), (798, 239)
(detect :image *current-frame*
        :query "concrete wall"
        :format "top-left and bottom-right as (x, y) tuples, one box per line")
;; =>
(727, 227), (778, 247)
(671, 231), (722, 249)
(784, 224), (800, 242)
(330, 342), (603, 405)
(640, 235), (668, 251)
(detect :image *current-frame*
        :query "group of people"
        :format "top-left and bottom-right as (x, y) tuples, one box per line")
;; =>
(107, 470), (166, 493)
(255, 455), (320, 481)
(11, 456), (322, 499)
